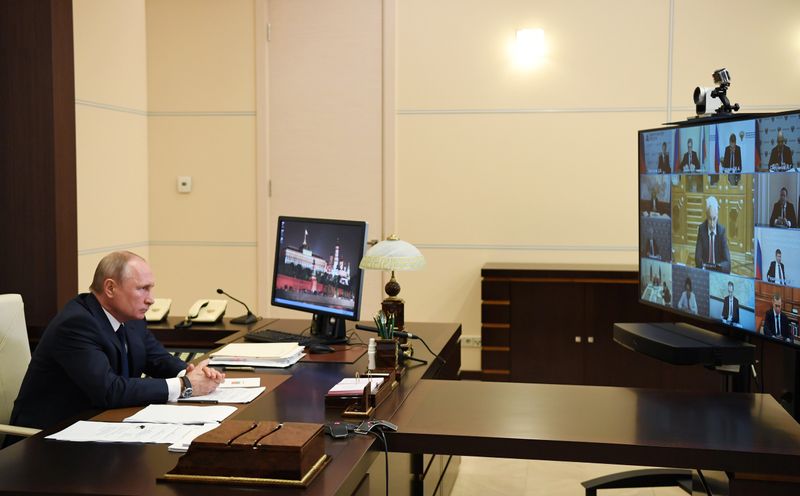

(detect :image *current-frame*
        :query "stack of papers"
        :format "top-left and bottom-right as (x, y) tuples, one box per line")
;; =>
(327, 377), (384, 396)
(208, 342), (304, 368)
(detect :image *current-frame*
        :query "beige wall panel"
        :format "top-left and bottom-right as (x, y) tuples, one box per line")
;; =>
(148, 246), (256, 316)
(145, 0), (255, 112)
(671, 0), (800, 110)
(266, 0), (384, 320)
(397, 0), (669, 109)
(147, 117), (256, 241)
(397, 111), (662, 252)
(73, 0), (148, 109)
(76, 106), (149, 250)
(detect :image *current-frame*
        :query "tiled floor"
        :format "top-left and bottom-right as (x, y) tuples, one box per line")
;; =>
(451, 457), (688, 496)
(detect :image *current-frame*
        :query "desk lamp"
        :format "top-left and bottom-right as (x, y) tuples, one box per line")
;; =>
(359, 235), (426, 330)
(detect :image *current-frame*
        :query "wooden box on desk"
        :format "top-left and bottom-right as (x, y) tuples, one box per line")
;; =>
(166, 420), (327, 485)
(325, 370), (397, 418)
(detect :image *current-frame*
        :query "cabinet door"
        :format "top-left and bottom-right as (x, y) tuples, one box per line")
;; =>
(582, 282), (666, 387)
(510, 282), (585, 384)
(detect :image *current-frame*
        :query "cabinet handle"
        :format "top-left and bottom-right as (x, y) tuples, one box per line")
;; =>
(574, 336), (582, 343)
(587, 336), (594, 343)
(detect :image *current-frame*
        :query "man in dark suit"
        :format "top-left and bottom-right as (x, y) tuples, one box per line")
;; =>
(769, 187), (797, 228)
(769, 130), (794, 171)
(763, 294), (792, 342)
(9, 251), (224, 437)
(643, 226), (660, 259)
(657, 141), (671, 174)
(680, 138), (701, 172)
(721, 281), (740, 325)
(694, 196), (731, 273)
(722, 133), (742, 172)
(767, 249), (787, 285)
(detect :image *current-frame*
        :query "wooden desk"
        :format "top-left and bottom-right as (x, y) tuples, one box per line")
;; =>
(146, 316), (277, 350)
(0, 320), (461, 496)
(387, 380), (800, 495)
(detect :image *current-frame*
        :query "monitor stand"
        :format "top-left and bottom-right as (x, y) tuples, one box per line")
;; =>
(310, 313), (348, 344)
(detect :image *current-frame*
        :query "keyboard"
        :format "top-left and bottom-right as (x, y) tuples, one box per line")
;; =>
(244, 328), (321, 347)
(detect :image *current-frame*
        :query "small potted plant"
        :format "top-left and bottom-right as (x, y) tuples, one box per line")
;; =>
(373, 311), (399, 370)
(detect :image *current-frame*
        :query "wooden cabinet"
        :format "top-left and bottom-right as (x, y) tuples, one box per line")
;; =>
(481, 263), (723, 391)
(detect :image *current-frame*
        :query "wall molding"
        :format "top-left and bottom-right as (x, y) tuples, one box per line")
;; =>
(397, 104), (799, 116)
(79, 240), (256, 256)
(414, 242), (636, 252)
(75, 99), (255, 117)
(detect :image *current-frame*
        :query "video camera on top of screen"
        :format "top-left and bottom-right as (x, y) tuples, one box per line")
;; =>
(693, 68), (740, 117)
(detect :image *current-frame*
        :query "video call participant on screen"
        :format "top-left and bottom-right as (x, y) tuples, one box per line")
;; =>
(769, 130), (794, 171)
(680, 138), (701, 172)
(8, 251), (224, 444)
(677, 277), (698, 315)
(767, 249), (787, 285)
(769, 187), (796, 228)
(694, 196), (731, 273)
(658, 141), (671, 174)
(662, 282), (671, 305)
(721, 281), (740, 325)
(644, 226), (660, 259)
(722, 133), (742, 172)
(763, 293), (792, 342)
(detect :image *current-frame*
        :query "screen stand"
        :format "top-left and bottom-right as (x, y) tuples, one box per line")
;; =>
(310, 313), (348, 344)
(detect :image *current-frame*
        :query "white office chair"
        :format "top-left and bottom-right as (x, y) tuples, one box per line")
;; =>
(0, 294), (40, 445)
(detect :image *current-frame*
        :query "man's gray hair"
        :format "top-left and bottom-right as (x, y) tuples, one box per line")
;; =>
(89, 251), (145, 293)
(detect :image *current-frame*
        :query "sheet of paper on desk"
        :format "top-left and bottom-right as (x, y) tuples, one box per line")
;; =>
(45, 420), (219, 444)
(123, 404), (237, 424)
(177, 386), (265, 404)
(218, 377), (261, 388)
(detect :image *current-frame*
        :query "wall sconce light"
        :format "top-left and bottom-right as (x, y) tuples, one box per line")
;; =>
(512, 28), (546, 68)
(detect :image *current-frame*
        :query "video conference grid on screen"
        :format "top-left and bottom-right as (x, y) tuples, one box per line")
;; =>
(639, 110), (800, 347)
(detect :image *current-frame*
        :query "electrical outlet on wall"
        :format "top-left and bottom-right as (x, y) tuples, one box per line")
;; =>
(461, 335), (482, 348)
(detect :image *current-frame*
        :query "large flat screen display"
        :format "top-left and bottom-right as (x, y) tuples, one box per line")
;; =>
(639, 110), (800, 347)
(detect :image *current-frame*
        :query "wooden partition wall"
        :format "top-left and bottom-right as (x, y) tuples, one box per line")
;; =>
(0, 0), (77, 332)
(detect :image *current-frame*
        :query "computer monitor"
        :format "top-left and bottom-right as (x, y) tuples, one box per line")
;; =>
(271, 216), (368, 343)
(638, 109), (800, 349)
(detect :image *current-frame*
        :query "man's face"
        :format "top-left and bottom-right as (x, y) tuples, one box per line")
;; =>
(777, 252), (782, 264)
(707, 205), (718, 231)
(780, 189), (787, 204)
(107, 258), (155, 322)
(687, 141), (693, 153)
(730, 137), (736, 147)
(662, 143), (667, 154)
(728, 284), (734, 296)
(778, 133), (785, 146)
(774, 298), (782, 314)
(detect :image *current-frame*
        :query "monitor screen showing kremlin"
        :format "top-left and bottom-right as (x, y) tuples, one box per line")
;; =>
(271, 216), (368, 321)
(638, 109), (800, 348)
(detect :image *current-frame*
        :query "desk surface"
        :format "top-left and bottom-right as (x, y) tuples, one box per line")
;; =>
(0, 320), (462, 495)
(388, 380), (800, 476)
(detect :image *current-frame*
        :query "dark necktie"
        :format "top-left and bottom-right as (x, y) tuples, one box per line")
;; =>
(116, 324), (130, 378)
(776, 315), (781, 337)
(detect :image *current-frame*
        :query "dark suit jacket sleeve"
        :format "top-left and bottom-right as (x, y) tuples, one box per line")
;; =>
(695, 223), (705, 268)
(733, 298), (740, 323)
(717, 225), (731, 273)
(789, 203), (797, 227)
(50, 314), (183, 409)
(767, 261), (776, 282)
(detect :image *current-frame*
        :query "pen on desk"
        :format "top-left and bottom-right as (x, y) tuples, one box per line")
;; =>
(224, 366), (255, 372)
(178, 398), (219, 404)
